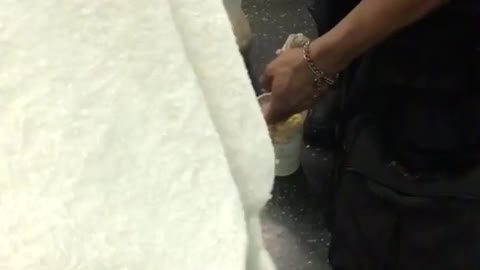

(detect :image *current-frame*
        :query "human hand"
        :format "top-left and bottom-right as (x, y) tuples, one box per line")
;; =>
(261, 37), (347, 125)
(261, 48), (317, 125)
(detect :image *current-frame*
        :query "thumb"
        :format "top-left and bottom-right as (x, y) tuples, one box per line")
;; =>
(264, 75), (292, 124)
(262, 97), (288, 125)
(260, 73), (273, 93)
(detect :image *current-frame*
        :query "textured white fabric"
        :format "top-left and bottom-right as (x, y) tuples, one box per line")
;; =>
(169, 0), (275, 269)
(0, 0), (274, 269)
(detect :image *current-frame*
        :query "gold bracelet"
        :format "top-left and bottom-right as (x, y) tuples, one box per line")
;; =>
(303, 40), (339, 89)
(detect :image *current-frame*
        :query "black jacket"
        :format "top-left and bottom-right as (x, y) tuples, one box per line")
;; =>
(309, 0), (480, 171)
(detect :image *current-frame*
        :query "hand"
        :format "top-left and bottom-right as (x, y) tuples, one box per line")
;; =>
(261, 48), (316, 124)
(261, 37), (348, 125)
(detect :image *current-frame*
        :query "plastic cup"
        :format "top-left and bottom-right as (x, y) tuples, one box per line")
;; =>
(258, 93), (305, 177)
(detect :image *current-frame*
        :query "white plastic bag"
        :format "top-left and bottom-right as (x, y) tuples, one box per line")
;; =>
(224, 0), (252, 52)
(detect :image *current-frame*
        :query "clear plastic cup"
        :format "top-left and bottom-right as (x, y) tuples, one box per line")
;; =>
(258, 93), (305, 177)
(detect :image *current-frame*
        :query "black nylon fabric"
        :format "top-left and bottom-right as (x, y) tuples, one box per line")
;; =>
(307, 2), (480, 268)
(309, 0), (480, 172)
(329, 170), (480, 270)
(344, 115), (480, 199)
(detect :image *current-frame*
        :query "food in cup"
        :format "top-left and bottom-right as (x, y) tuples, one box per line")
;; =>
(268, 113), (304, 144)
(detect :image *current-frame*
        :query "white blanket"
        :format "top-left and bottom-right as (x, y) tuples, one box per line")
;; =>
(0, 1), (275, 269)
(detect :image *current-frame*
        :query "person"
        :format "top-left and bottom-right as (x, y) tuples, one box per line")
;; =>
(262, 0), (480, 269)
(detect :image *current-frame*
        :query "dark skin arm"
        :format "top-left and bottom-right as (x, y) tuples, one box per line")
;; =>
(262, 0), (449, 124)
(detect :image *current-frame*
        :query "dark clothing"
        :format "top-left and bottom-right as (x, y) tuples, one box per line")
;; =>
(327, 116), (480, 270)
(329, 169), (480, 270)
(309, 0), (480, 175)
(308, 0), (480, 194)
(308, 0), (480, 269)
(337, 0), (480, 191)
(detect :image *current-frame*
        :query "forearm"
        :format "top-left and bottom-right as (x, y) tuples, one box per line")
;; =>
(311, 0), (449, 71)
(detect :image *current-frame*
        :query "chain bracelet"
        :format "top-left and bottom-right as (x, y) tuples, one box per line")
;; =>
(303, 40), (339, 98)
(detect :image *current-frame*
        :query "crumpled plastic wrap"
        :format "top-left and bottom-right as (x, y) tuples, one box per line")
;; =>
(276, 33), (310, 55)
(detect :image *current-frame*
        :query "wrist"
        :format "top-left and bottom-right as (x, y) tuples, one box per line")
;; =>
(309, 29), (354, 73)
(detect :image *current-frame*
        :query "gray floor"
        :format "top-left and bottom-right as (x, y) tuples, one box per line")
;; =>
(261, 171), (332, 270)
(242, 1), (333, 269)
(243, 0), (317, 92)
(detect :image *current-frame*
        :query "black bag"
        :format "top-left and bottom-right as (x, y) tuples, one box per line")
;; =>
(327, 115), (480, 270)
(344, 115), (480, 202)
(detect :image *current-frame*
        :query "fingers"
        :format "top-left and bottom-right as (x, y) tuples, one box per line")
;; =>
(261, 62), (275, 92)
(263, 76), (292, 124)
(263, 91), (312, 125)
(263, 104), (281, 125)
(260, 74), (272, 93)
(264, 103), (291, 125)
